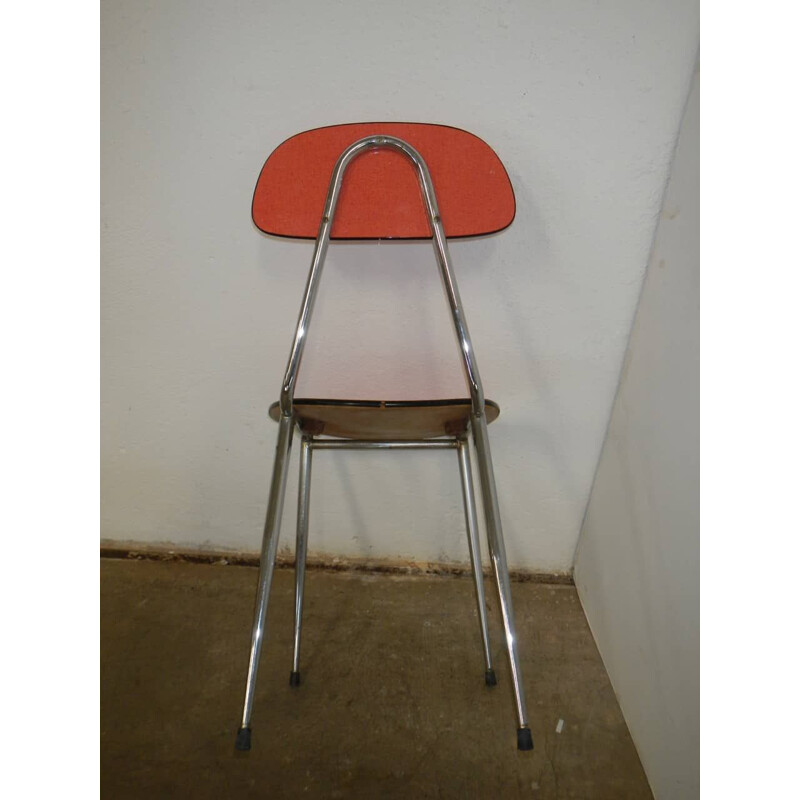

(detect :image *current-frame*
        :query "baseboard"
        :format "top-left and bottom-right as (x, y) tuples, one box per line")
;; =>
(100, 539), (573, 585)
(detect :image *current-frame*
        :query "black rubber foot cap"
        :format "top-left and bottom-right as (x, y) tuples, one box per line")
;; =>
(485, 669), (498, 687)
(289, 671), (301, 687)
(235, 727), (251, 751)
(517, 727), (534, 751)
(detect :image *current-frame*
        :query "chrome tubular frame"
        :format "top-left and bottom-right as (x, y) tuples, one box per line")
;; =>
(472, 411), (529, 736)
(238, 413), (293, 747)
(290, 435), (313, 684)
(237, 135), (533, 753)
(310, 439), (459, 451)
(278, 135), (484, 419)
(457, 433), (495, 685)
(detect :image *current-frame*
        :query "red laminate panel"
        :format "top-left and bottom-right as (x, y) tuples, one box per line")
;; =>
(252, 122), (515, 240)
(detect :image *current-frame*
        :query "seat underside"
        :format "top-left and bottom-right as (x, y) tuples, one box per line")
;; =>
(268, 398), (500, 440)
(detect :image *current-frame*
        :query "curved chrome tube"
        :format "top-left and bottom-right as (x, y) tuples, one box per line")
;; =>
(279, 135), (486, 417)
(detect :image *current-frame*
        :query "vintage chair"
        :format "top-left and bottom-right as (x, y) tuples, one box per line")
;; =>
(235, 122), (534, 752)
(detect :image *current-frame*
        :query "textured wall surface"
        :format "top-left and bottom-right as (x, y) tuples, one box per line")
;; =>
(574, 66), (699, 799)
(102, 0), (698, 570)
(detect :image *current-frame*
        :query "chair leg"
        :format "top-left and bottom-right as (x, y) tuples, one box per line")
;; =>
(235, 415), (294, 752)
(456, 434), (496, 686)
(290, 435), (313, 687)
(470, 413), (534, 752)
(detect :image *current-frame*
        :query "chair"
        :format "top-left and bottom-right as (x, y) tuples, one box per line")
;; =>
(235, 122), (534, 752)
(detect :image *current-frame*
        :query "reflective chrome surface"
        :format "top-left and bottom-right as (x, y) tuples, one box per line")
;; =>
(457, 433), (494, 675)
(239, 134), (532, 747)
(292, 435), (313, 675)
(310, 438), (459, 450)
(471, 412), (529, 729)
(278, 135), (484, 418)
(240, 414), (293, 728)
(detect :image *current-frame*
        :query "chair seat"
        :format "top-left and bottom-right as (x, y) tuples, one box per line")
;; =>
(269, 398), (500, 440)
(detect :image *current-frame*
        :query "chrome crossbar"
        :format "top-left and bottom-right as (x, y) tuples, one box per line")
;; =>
(309, 438), (459, 451)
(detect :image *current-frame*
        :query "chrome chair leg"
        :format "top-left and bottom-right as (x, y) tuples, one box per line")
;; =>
(471, 413), (534, 751)
(290, 435), (313, 687)
(456, 433), (496, 686)
(235, 414), (294, 751)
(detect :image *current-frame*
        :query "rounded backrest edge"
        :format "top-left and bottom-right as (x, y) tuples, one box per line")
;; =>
(251, 122), (516, 240)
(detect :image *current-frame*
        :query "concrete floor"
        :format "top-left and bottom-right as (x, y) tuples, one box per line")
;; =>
(101, 558), (652, 799)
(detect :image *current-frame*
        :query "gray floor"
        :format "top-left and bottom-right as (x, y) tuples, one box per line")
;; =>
(101, 558), (652, 799)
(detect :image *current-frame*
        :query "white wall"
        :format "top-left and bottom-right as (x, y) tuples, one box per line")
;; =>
(101, 0), (698, 570)
(574, 66), (699, 798)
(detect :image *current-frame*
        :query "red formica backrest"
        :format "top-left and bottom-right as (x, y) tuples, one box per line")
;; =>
(252, 122), (515, 240)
